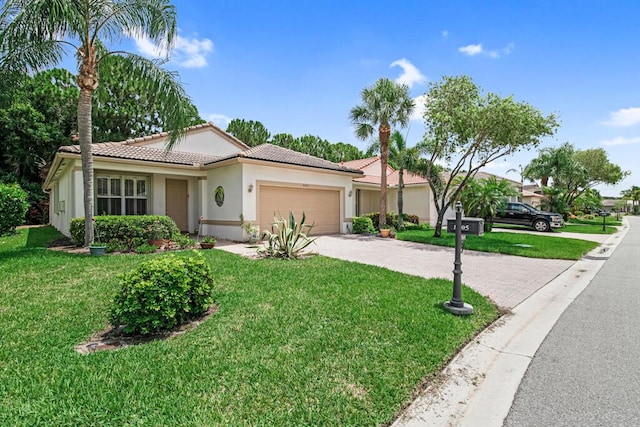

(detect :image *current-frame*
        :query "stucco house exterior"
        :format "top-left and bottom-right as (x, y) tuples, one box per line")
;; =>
(341, 157), (438, 225)
(43, 122), (363, 241)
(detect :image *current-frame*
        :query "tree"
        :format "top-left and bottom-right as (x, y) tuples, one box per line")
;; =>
(349, 78), (414, 228)
(621, 186), (640, 214)
(226, 118), (271, 147)
(94, 55), (203, 142)
(369, 130), (422, 227)
(525, 143), (628, 212)
(419, 75), (558, 237)
(455, 175), (518, 230)
(1, 0), (197, 245)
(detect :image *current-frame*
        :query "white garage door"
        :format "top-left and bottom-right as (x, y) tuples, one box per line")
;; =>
(258, 185), (341, 235)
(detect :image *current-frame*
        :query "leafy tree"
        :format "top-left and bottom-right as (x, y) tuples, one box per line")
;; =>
(349, 78), (414, 228)
(94, 55), (203, 142)
(271, 132), (297, 150)
(456, 175), (518, 230)
(419, 75), (558, 237)
(525, 143), (628, 211)
(621, 185), (640, 214)
(572, 188), (603, 214)
(1, 0), (197, 245)
(226, 118), (271, 147)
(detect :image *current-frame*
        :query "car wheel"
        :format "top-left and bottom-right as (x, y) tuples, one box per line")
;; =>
(533, 219), (550, 232)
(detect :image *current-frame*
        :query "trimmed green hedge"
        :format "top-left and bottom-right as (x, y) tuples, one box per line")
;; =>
(0, 183), (29, 235)
(362, 212), (420, 229)
(70, 215), (181, 248)
(352, 217), (376, 234)
(109, 252), (215, 335)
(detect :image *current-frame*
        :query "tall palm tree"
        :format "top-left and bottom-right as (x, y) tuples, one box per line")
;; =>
(370, 130), (422, 227)
(0, 0), (196, 245)
(350, 78), (414, 228)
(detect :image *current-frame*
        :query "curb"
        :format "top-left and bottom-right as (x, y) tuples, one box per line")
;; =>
(393, 218), (630, 427)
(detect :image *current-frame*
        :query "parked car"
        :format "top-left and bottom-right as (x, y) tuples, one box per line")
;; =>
(490, 202), (564, 232)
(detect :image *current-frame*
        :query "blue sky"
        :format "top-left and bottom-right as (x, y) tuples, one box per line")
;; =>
(124, 0), (639, 197)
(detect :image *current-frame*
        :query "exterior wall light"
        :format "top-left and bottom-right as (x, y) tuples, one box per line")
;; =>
(248, 183), (254, 192)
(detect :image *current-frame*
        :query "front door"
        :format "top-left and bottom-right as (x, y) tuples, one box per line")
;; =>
(166, 179), (188, 232)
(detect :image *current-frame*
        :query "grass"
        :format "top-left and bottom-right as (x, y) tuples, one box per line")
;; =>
(397, 229), (599, 260)
(561, 223), (617, 234)
(0, 227), (499, 426)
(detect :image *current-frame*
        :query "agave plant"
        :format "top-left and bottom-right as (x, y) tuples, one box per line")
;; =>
(258, 212), (317, 259)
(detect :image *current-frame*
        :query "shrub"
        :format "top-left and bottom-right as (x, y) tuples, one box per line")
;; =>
(352, 217), (376, 234)
(70, 215), (180, 249)
(362, 212), (420, 229)
(258, 212), (316, 259)
(109, 252), (215, 335)
(135, 243), (160, 254)
(0, 183), (29, 235)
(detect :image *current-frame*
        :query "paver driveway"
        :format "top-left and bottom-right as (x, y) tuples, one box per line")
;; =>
(218, 234), (575, 309)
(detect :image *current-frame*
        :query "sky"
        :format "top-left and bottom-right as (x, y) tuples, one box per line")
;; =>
(121, 0), (639, 197)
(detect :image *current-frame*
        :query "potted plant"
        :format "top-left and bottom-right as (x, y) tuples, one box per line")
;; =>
(144, 220), (169, 248)
(89, 218), (107, 256)
(379, 227), (391, 238)
(200, 235), (216, 249)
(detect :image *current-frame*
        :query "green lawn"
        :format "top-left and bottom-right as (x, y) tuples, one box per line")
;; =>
(561, 223), (617, 234)
(0, 227), (499, 426)
(397, 229), (599, 260)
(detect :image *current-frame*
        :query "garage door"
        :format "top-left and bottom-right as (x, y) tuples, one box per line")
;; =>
(258, 185), (341, 235)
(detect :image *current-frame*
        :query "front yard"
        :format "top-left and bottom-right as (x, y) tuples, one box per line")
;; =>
(0, 227), (498, 426)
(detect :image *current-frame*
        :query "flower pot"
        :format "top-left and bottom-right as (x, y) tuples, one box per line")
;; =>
(149, 239), (164, 248)
(89, 245), (107, 256)
(200, 242), (215, 249)
(380, 229), (390, 238)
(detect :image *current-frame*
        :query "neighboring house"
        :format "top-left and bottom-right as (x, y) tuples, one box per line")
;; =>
(341, 156), (438, 225)
(43, 122), (363, 241)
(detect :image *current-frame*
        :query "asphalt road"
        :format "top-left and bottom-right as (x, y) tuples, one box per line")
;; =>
(504, 216), (640, 426)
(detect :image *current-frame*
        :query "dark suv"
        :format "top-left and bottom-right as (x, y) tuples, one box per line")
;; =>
(491, 202), (563, 232)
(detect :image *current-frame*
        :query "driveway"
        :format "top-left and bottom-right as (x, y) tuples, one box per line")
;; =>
(218, 234), (575, 309)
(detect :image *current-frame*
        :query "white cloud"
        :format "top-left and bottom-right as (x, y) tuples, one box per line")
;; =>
(410, 94), (429, 121)
(207, 113), (232, 129)
(129, 31), (214, 68)
(459, 42), (514, 59)
(458, 44), (483, 56)
(390, 58), (426, 88)
(601, 136), (640, 146)
(603, 108), (640, 127)
(441, 30), (448, 40)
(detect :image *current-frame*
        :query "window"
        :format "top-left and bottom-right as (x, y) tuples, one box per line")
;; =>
(96, 174), (149, 215)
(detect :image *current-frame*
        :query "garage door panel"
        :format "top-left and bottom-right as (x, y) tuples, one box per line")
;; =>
(259, 186), (340, 235)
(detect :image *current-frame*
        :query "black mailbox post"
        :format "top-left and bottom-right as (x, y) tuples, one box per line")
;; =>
(444, 202), (475, 316)
(446, 217), (485, 236)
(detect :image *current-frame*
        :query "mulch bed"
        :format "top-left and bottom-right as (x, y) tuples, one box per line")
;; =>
(75, 305), (219, 354)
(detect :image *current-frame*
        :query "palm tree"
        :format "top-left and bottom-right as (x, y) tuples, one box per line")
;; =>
(621, 185), (640, 214)
(456, 175), (518, 230)
(0, 0), (196, 245)
(349, 78), (414, 228)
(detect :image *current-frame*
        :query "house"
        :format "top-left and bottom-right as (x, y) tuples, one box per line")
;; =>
(341, 156), (438, 225)
(43, 122), (363, 241)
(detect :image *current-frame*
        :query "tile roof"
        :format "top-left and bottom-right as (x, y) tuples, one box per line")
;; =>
(207, 144), (363, 174)
(59, 143), (219, 166)
(341, 156), (380, 170)
(353, 169), (429, 186)
(474, 171), (521, 186)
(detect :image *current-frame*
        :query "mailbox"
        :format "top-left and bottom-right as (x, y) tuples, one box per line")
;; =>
(447, 217), (484, 236)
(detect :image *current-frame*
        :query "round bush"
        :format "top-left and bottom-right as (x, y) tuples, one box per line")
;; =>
(0, 183), (29, 235)
(352, 216), (376, 234)
(109, 252), (215, 335)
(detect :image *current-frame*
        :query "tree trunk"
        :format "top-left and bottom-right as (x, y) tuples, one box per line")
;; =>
(433, 208), (446, 238)
(78, 88), (94, 246)
(398, 168), (404, 227)
(77, 44), (99, 246)
(378, 124), (391, 228)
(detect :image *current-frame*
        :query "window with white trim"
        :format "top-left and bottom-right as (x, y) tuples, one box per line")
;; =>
(96, 174), (149, 215)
